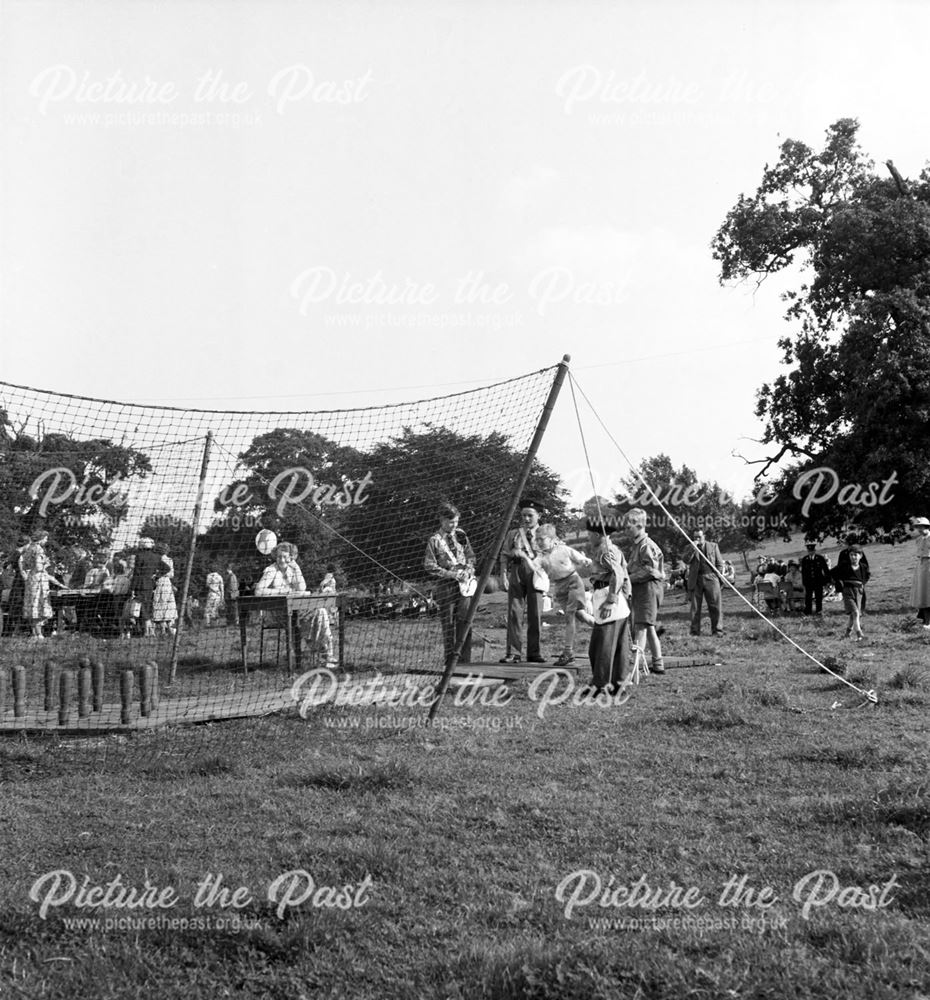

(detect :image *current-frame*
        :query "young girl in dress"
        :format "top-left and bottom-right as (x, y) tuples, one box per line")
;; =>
(203, 566), (225, 625)
(152, 544), (178, 636)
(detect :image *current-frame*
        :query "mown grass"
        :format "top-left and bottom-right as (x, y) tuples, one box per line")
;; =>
(0, 538), (928, 997)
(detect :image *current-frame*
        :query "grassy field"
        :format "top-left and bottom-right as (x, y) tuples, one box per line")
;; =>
(0, 537), (928, 998)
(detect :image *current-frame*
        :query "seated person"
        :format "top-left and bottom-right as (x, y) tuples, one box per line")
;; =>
(255, 542), (306, 594)
(779, 560), (805, 612)
(759, 567), (783, 610)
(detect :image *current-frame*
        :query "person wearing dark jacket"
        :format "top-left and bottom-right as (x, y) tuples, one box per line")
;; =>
(833, 546), (869, 641)
(800, 542), (831, 616)
(835, 534), (871, 610)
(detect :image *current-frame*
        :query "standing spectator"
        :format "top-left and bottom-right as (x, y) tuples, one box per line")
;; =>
(318, 564), (337, 594)
(152, 543), (178, 636)
(498, 504), (546, 664)
(584, 518), (633, 698)
(685, 529), (725, 636)
(1, 534), (30, 636)
(909, 516), (930, 628)
(800, 542), (831, 616)
(835, 533), (871, 610)
(203, 565), (226, 625)
(224, 563), (240, 627)
(722, 560), (736, 585)
(70, 547), (92, 589)
(19, 530), (64, 640)
(833, 546), (869, 641)
(108, 558), (133, 637)
(131, 537), (163, 638)
(423, 503), (474, 667)
(624, 508), (666, 675)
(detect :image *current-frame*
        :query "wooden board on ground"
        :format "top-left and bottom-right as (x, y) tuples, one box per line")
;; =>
(407, 661), (579, 681)
(663, 657), (722, 668)
(0, 689), (293, 733)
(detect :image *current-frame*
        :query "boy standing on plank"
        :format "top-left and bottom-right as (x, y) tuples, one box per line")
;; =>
(525, 524), (593, 667)
(624, 507), (666, 674)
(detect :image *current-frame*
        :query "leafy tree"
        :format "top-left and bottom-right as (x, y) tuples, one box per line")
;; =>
(213, 428), (366, 589)
(713, 118), (930, 538)
(613, 454), (758, 564)
(0, 407), (152, 559)
(340, 425), (569, 587)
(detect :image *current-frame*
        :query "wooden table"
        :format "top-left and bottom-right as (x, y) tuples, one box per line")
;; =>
(236, 593), (345, 675)
(49, 588), (113, 633)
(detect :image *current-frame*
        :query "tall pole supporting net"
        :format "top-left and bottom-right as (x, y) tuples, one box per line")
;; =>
(0, 364), (564, 766)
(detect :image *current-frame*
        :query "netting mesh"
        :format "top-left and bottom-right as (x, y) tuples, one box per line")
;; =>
(0, 367), (560, 763)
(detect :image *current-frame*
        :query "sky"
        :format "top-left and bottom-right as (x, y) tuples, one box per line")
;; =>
(3, 0), (930, 510)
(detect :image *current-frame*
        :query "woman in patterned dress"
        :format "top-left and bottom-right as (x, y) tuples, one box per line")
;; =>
(19, 530), (64, 639)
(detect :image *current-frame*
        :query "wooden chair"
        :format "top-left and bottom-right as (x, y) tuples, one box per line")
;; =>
(754, 581), (781, 613)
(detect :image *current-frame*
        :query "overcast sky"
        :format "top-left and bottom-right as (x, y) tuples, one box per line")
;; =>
(3, 0), (929, 506)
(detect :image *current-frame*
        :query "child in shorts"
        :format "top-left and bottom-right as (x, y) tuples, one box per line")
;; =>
(534, 524), (593, 666)
(833, 546), (869, 641)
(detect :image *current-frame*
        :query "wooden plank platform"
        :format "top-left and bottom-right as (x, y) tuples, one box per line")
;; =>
(407, 661), (580, 681)
(0, 689), (293, 733)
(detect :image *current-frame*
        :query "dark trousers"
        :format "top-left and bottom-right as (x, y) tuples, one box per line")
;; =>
(689, 576), (722, 633)
(435, 580), (471, 666)
(804, 584), (824, 615)
(505, 565), (542, 658)
(588, 616), (632, 690)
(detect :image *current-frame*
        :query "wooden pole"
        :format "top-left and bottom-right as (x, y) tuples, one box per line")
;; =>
(92, 659), (104, 712)
(140, 663), (154, 717)
(149, 660), (160, 711)
(44, 660), (57, 712)
(429, 354), (572, 721)
(12, 666), (26, 718)
(58, 670), (74, 726)
(169, 431), (214, 683)
(120, 669), (134, 725)
(78, 664), (92, 718)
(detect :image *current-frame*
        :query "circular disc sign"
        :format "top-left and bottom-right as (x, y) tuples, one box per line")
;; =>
(255, 529), (277, 555)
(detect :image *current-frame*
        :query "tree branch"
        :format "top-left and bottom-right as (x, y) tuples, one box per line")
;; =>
(886, 160), (910, 197)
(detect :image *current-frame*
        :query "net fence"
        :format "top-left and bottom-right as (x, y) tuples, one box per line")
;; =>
(0, 366), (562, 764)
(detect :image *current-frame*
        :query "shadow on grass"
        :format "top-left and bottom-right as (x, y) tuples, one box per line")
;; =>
(787, 746), (909, 770)
(140, 754), (240, 781)
(663, 703), (751, 729)
(277, 759), (412, 793)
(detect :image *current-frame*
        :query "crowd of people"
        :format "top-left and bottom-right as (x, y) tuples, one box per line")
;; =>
(4, 510), (929, 689)
(421, 502), (930, 696)
(1, 532), (278, 640)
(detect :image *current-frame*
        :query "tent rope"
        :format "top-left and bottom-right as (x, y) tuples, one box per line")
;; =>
(566, 372), (878, 705)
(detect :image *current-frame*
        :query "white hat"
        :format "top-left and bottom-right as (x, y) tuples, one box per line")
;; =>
(911, 516), (930, 527)
(139, 537), (155, 549)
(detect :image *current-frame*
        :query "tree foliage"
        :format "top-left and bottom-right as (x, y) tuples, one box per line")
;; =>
(713, 118), (930, 538)
(212, 428), (364, 590)
(0, 407), (152, 558)
(340, 425), (569, 587)
(613, 454), (758, 561)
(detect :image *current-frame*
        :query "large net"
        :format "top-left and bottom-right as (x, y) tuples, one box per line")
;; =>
(0, 366), (563, 764)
